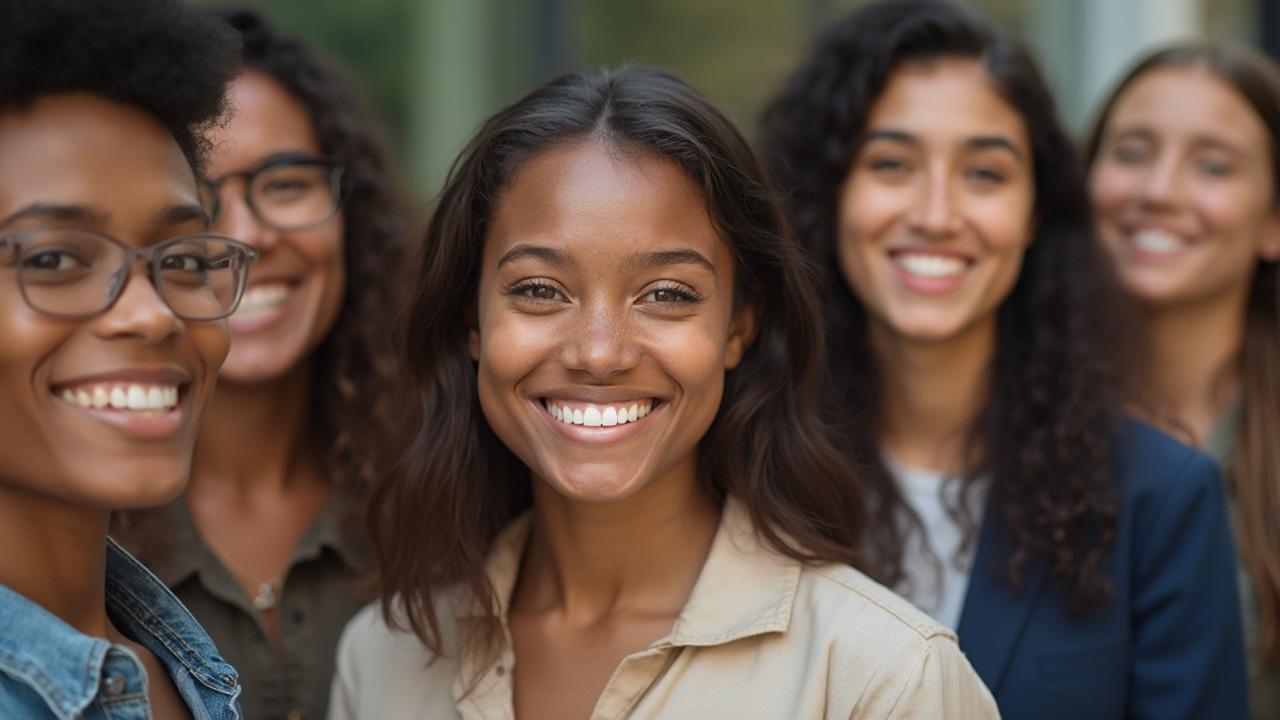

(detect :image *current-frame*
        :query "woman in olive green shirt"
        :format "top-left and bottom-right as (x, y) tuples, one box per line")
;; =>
(115, 8), (408, 719)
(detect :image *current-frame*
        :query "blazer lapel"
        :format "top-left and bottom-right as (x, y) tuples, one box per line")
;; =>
(956, 496), (1050, 693)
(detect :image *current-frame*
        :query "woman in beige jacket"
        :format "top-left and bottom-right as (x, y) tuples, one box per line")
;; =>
(329, 65), (998, 719)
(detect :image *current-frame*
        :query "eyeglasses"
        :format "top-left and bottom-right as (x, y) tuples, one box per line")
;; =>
(200, 156), (346, 231)
(1, 228), (258, 320)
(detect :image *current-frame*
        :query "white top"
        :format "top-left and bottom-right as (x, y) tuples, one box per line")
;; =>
(883, 455), (988, 631)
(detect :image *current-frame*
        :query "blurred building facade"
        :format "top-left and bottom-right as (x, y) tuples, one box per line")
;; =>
(198, 0), (1271, 195)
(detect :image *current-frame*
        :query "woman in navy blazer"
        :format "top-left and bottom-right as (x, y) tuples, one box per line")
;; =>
(761, 1), (1246, 717)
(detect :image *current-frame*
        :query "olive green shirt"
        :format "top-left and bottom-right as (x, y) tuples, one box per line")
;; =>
(144, 494), (372, 720)
(1204, 406), (1280, 720)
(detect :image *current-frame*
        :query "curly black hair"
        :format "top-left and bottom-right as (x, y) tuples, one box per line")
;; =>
(760, 0), (1122, 611)
(0, 0), (240, 175)
(217, 7), (409, 509)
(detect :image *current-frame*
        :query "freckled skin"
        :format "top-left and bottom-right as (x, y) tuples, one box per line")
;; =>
(0, 94), (228, 509)
(471, 140), (753, 503)
(1090, 66), (1280, 307)
(206, 70), (346, 383)
(838, 58), (1035, 344)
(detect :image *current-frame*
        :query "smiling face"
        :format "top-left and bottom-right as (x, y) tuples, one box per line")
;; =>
(206, 70), (346, 382)
(471, 140), (752, 503)
(0, 94), (229, 510)
(1090, 66), (1280, 307)
(837, 58), (1034, 344)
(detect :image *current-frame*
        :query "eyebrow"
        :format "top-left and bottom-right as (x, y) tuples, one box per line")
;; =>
(0, 202), (210, 231)
(497, 243), (571, 269)
(628, 249), (716, 275)
(859, 129), (1024, 161)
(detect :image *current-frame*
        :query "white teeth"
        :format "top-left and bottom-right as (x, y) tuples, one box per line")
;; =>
(1130, 229), (1185, 254)
(234, 283), (291, 318)
(546, 399), (655, 427)
(56, 383), (181, 413)
(895, 253), (967, 278)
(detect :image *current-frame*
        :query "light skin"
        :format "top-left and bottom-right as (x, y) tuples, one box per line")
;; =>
(837, 58), (1034, 472)
(469, 139), (755, 720)
(1091, 65), (1280, 440)
(187, 70), (344, 647)
(0, 93), (231, 720)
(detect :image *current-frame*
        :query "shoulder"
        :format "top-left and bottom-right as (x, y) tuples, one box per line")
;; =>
(801, 562), (957, 645)
(795, 564), (998, 717)
(1111, 416), (1222, 503)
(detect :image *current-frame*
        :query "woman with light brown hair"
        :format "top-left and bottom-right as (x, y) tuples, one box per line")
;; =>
(1086, 42), (1280, 718)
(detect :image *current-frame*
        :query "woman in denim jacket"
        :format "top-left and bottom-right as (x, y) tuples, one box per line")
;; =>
(0, 0), (249, 717)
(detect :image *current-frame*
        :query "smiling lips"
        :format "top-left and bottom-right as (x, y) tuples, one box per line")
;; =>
(543, 398), (654, 427)
(54, 382), (181, 413)
(233, 282), (292, 318)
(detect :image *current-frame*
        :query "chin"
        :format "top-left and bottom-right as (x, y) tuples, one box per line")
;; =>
(540, 464), (651, 504)
(69, 466), (188, 511)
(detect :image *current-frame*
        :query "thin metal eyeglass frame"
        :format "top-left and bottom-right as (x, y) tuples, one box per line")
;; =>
(0, 228), (259, 320)
(200, 155), (347, 231)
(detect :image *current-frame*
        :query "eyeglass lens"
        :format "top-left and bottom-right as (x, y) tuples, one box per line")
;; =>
(16, 230), (250, 319)
(201, 161), (342, 230)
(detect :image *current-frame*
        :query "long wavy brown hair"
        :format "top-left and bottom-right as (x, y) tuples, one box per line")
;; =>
(760, 0), (1122, 611)
(115, 8), (408, 550)
(372, 65), (870, 661)
(1085, 42), (1280, 662)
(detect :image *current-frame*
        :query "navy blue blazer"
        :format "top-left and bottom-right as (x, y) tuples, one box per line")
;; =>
(957, 419), (1247, 720)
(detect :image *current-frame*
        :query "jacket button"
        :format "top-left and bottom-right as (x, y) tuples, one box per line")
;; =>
(103, 675), (126, 696)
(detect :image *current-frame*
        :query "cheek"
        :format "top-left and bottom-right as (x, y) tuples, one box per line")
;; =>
(188, 323), (231, 390)
(1089, 163), (1141, 218)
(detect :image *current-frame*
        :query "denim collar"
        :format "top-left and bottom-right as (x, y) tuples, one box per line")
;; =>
(0, 538), (240, 719)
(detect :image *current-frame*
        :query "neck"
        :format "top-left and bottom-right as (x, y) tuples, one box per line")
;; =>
(516, 457), (720, 623)
(1138, 290), (1247, 443)
(0, 486), (110, 637)
(191, 361), (320, 499)
(873, 317), (994, 473)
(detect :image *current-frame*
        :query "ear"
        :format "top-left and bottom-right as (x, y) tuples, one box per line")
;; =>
(723, 301), (761, 371)
(1259, 209), (1280, 262)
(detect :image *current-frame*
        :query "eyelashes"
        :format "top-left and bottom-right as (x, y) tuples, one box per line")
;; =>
(504, 278), (705, 305)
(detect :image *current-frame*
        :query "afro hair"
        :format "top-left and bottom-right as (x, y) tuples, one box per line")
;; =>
(0, 0), (241, 175)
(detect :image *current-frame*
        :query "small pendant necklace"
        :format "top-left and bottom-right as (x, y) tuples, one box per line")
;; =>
(216, 554), (284, 611)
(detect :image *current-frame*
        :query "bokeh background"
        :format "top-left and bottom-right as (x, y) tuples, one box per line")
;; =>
(195, 0), (1278, 198)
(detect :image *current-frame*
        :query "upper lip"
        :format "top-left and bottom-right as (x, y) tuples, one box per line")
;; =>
(1118, 220), (1193, 239)
(51, 367), (193, 388)
(244, 274), (298, 288)
(535, 387), (668, 403)
(886, 245), (975, 262)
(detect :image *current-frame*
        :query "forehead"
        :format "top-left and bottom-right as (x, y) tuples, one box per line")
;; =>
(486, 140), (728, 268)
(1108, 66), (1269, 150)
(0, 94), (198, 227)
(208, 70), (319, 171)
(867, 58), (1029, 148)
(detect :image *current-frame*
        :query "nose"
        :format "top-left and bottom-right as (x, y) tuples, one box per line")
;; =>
(213, 178), (280, 254)
(93, 263), (182, 344)
(1138, 153), (1185, 209)
(907, 167), (963, 239)
(560, 302), (640, 379)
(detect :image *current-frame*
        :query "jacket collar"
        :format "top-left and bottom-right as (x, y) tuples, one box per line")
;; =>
(955, 492), (1049, 692)
(0, 540), (239, 719)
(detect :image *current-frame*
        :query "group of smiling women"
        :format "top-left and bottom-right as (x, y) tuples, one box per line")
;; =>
(1, 0), (1277, 718)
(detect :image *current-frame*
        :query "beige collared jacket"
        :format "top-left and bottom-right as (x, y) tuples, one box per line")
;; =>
(328, 500), (999, 719)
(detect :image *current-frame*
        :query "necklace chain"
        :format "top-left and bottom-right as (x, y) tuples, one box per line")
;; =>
(214, 552), (284, 611)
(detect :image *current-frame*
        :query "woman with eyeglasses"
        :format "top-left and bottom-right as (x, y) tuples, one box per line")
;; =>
(112, 8), (409, 720)
(0, 0), (249, 717)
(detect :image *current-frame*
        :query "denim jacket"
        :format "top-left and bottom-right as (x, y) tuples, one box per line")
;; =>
(0, 538), (242, 719)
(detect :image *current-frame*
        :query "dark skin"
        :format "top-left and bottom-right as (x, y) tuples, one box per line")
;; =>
(188, 71), (343, 648)
(0, 93), (232, 719)
(472, 141), (755, 719)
